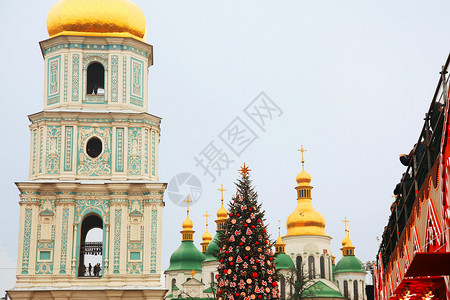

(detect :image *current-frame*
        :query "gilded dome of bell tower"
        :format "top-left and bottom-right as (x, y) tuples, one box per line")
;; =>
(46, 0), (146, 41)
(285, 146), (328, 237)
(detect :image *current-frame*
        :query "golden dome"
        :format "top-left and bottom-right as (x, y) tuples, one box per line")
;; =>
(217, 203), (228, 220)
(285, 163), (328, 237)
(182, 215), (193, 231)
(296, 166), (312, 186)
(340, 219), (355, 256)
(47, 0), (146, 41)
(202, 228), (213, 243)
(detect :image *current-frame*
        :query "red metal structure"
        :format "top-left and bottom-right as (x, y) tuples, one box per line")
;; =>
(375, 54), (450, 300)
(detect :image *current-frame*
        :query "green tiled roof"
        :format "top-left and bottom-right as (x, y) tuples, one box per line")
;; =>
(204, 230), (223, 262)
(334, 255), (365, 274)
(302, 281), (344, 298)
(274, 253), (295, 270)
(166, 241), (205, 272)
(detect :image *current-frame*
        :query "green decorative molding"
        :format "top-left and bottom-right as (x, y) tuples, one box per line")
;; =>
(77, 126), (111, 176)
(150, 208), (157, 273)
(144, 129), (149, 174)
(47, 55), (61, 105)
(113, 208), (121, 273)
(44, 43), (149, 58)
(64, 126), (73, 171)
(72, 54), (80, 101)
(116, 128), (125, 172)
(111, 55), (119, 102)
(46, 126), (62, 174)
(21, 208), (32, 274)
(123, 56), (127, 103)
(59, 207), (69, 274)
(151, 131), (156, 176)
(64, 54), (68, 102)
(31, 129), (37, 175)
(127, 127), (142, 175)
(130, 57), (144, 107)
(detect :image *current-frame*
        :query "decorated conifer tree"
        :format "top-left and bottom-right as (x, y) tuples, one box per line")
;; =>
(216, 164), (279, 300)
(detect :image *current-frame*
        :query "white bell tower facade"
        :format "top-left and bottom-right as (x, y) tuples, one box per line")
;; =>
(9, 0), (167, 298)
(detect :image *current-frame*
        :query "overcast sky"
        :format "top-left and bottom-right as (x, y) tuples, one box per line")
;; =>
(1, 0), (450, 294)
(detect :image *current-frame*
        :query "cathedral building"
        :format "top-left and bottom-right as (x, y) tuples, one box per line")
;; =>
(164, 156), (368, 300)
(8, 0), (167, 299)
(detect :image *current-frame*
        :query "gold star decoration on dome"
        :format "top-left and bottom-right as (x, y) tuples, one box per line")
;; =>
(238, 163), (252, 177)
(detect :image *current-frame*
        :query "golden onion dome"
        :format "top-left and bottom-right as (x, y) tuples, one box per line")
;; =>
(217, 203), (228, 220)
(202, 229), (213, 243)
(285, 163), (328, 237)
(296, 166), (312, 186)
(182, 215), (194, 231)
(46, 0), (146, 41)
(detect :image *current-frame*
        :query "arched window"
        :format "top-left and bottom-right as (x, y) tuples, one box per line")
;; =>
(308, 256), (315, 279)
(78, 214), (103, 277)
(354, 280), (359, 300)
(337, 281), (339, 288)
(320, 256), (325, 278)
(87, 62), (105, 95)
(280, 276), (286, 300)
(344, 280), (349, 299)
(172, 278), (177, 289)
(296, 256), (303, 280)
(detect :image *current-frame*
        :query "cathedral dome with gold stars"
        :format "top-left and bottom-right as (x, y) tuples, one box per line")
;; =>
(285, 147), (328, 237)
(46, 0), (146, 41)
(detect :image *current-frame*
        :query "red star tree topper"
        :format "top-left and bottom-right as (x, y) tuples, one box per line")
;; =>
(216, 165), (279, 300)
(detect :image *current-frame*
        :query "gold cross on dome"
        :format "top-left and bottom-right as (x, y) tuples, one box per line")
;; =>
(238, 163), (252, 177)
(298, 145), (307, 165)
(342, 217), (350, 232)
(184, 196), (193, 214)
(218, 184), (227, 203)
(203, 210), (211, 227)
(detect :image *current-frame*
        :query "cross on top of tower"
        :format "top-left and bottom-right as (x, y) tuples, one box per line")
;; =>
(298, 145), (307, 166)
(218, 184), (227, 203)
(184, 196), (193, 214)
(203, 210), (211, 227)
(342, 217), (350, 232)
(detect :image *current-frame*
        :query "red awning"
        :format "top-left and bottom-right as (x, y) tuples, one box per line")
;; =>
(405, 253), (450, 277)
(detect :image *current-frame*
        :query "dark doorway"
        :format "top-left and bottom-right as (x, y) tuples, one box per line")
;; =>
(87, 63), (105, 95)
(78, 214), (103, 277)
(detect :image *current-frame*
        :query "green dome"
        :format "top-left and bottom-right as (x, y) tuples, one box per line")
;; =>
(166, 241), (205, 271)
(274, 253), (295, 270)
(302, 281), (344, 298)
(204, 230), (223, 262)
(334, 255), (365, 274)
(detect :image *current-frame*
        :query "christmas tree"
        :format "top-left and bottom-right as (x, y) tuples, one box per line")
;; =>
(216, 164), (280, 300)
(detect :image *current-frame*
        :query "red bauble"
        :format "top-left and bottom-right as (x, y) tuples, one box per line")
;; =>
(223, 269), (227, 274)
(244, 224), (248, 227)
(272, 282), (277, 287)
(252, 225), (255, 229)
(236, 293), (239, 297)
(245, 256), (248, 259)
(258, 295), (262, 299)
(252, 272), (258, 278)
(249, 208), (252, 211)
(230, 262), (234, 266)
(230, 213), (233, 217)
(220, 259), (223, 262)
(237, 213), (241, 217)
(256, 260), (259, 263)
(263, 229), (266, 233)
(226, 251), (229, 254)
(269, 257), (273, 261)
(257, 219), (261, 223)
(215, 274), (219, 279)
(265, 240), (269, 244)
(255, 241), (259, 245)
(239, 242), (243, 246)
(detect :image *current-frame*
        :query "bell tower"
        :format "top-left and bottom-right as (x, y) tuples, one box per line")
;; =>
(9, 0), (167, 299)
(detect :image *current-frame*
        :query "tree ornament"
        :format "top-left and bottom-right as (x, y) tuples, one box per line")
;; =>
(245, 246), (251, 251)
(247, 278), (252, 284)
(252, 272), (257, 278)
(265, 287), (270, 293)
(250, 295), (256, 299)
(255, 241), (259, 245)
(272, 282), (277, 287)
(246, 219), (251, 223)
(232, 219), (236, 224)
